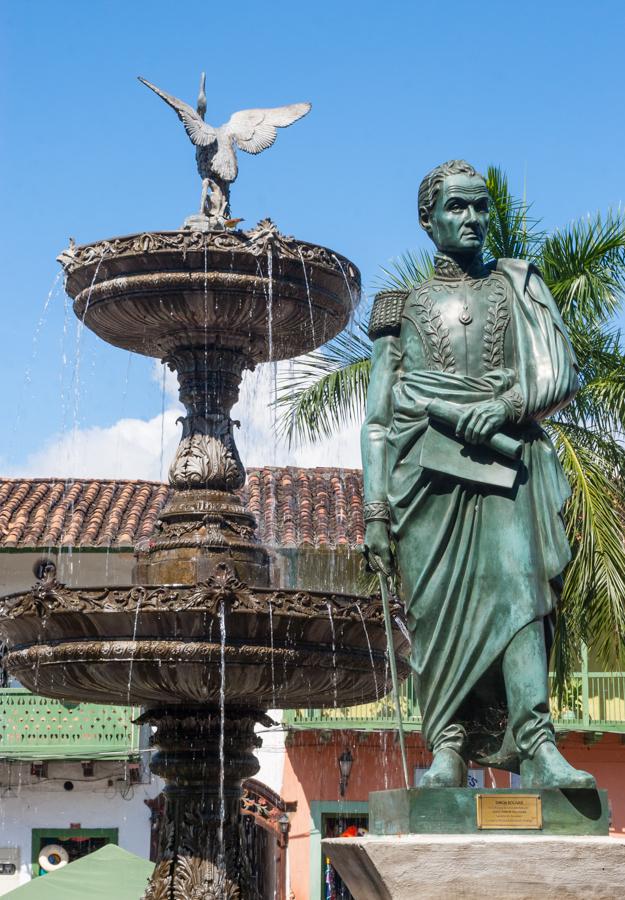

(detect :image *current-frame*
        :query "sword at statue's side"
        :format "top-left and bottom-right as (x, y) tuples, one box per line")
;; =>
(378, 570), (410, 790)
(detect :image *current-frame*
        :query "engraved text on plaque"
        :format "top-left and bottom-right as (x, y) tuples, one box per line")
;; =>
(476, 793), (542, 829)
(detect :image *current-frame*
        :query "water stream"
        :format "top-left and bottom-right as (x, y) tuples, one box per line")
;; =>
(357, 605), (380, 699)
(268, 597), (277, 708)
(126, 594), (143, 706)
(266, 247), (274, 363)
(217, 599), (227, 880)
(71, 254), (107, 439)
(333, 254), (358, 317)
(326, 603), (338, 710)
(297, 246), (316, 346)
(158, 361), (167, 482)
(25, 270), (63, 392)
(9, 271), (64, 464)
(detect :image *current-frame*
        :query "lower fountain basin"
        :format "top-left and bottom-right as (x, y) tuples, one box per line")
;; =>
(0, 574), (409, 708)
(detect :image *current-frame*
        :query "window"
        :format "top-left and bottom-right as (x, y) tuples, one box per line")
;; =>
(31, 828), (118, 877)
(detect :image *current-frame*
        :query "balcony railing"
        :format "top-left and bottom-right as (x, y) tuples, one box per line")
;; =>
(284, 672), (625, 734)
(0, 689), (141, 760)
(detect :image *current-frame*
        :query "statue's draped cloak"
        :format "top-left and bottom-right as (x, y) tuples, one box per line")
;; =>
(386, 260), (577, 769)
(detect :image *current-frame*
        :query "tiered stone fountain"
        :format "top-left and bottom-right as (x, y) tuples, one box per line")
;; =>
(0, 78), (408, 899)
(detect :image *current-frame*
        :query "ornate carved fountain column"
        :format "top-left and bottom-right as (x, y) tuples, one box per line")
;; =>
(136, 342), (271, 587)
(166, 346), (250, 492)
(141, 708), (270, 900)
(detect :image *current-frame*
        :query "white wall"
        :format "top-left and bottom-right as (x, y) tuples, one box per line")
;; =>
(0, 759), (161, 893)
(0, 550), (136, 596)
(255, 711), (286, 796)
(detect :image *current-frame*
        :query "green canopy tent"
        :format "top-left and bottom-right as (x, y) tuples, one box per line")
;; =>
(6, 844), (154, 899)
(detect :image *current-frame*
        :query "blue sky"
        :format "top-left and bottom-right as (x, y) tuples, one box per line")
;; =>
(1, 0), (624, 477)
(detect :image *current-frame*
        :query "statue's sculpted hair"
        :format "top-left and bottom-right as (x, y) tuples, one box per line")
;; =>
(418, 160), (485, 225)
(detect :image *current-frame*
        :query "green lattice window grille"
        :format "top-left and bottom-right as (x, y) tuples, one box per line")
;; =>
(0, 689), (140, 760)
(284, 672), (625, 733)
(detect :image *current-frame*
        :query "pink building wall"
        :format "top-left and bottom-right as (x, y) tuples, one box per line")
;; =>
(282, 730), (625, 899)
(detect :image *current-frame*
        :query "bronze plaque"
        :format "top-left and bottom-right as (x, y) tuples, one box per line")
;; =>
(476, 793), (542, 829)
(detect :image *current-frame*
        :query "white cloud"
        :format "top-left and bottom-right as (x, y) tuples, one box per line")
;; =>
(5, 361), (362, 480)
(8, 410), (182, 481)
(235, 363), (362, 470)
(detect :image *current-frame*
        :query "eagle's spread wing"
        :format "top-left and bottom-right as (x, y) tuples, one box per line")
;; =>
(138, 77), (216, 147)
(221, 102), (311, 155)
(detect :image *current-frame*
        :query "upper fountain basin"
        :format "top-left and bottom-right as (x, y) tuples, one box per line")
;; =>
(58, 221), (361, 361)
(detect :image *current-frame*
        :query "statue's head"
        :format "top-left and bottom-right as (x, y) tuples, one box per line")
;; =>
(418, 160), (489, 256)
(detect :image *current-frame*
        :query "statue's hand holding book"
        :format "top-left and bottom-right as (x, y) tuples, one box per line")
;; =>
(453, 398), (509, 446)
(421, 398), (523, 489)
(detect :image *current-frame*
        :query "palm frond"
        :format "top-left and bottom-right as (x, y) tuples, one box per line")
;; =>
(566, 320), (623, 378)
(484, 165), (544, 262)
(561, 323), (625, 434)
(547, 420), (625, 677)
(569, 371), (625, 436)
(275, 325), (372, 446)
(376, 249), (434, 296)
(539, 211), (625, 323)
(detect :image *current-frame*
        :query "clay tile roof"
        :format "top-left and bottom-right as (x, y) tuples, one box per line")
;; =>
(0, 468), (364, 551)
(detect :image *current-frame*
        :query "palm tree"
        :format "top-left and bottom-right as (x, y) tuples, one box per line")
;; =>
(276, 167), (625, 680)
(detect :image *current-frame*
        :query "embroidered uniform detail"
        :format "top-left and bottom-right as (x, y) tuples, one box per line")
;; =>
(404, 285), (456, 373)
(433, 252), (487, 281)
(482, 276), (510, 370)
(368, 291), (406, 340)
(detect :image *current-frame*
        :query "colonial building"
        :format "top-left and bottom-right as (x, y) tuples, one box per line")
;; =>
(0, 470), (623, 899)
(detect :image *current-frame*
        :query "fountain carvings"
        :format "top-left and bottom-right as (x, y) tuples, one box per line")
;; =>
(0, 76), (408, 899)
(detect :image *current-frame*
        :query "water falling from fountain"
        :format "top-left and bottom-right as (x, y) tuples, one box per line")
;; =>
(266, 247), (280, 465)
(333, 254), (358, 317)
(71, 254), (106, 439)
(268, 596), (277, 708)
(58, 291), (71, 440)
(10, 270), (64, 463)
(266, 247), (274, 364)
(158, 361), (167, 482)
(126, 594), (142, 706)
(297, 246), (316, 346)
(357, 604), (380, 699)
(218, 597), (227, 883)
(326, 602), (338, 710)
(25, 270), (63, 390)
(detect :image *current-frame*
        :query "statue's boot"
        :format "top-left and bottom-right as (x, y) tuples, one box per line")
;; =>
(503, 619), (596, 790)
(520, 741), (596, 789)
(421, 748), (467, 787)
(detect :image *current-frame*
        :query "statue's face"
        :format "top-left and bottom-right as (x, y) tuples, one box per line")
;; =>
(425, 174), (490, 255)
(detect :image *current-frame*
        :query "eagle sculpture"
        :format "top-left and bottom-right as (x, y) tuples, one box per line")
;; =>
(139, 74), (311, 224)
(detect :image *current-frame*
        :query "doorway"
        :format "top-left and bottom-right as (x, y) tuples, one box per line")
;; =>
(321, 813), (368, 900)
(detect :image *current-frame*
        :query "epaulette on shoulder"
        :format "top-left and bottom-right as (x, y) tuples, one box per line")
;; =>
(367, 290), (407, 340)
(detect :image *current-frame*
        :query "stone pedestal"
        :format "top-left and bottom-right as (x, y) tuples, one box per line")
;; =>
(323, 834), (625, 899)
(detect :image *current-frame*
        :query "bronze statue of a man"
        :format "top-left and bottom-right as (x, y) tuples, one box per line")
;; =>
(362, 159), (595, 789)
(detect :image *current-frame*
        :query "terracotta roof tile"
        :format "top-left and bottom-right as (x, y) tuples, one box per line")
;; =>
(0, 468), (365, 551)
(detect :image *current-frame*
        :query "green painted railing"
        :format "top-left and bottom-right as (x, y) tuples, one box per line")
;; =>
(284, 672), (625, 734)
(0, 689), (141, 760)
